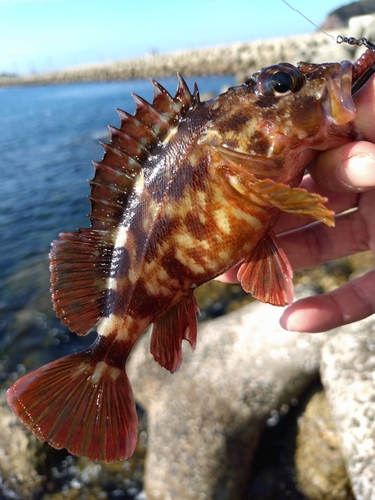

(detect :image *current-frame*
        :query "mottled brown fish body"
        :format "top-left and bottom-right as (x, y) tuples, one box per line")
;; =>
(95, 58), (358, 338)
(95, 94), (285, 345)
(7, 48), (375, 462)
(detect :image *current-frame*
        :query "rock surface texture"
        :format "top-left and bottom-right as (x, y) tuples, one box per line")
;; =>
(127, 285), (375, 499)
(321, 328), (375, 500)
(294, 390), (354, 499)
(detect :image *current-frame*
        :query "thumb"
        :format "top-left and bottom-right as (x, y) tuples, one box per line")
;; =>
(309, 141), (375, 193)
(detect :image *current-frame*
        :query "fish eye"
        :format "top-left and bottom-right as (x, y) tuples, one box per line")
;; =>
(257, 64), (305, 96)
(269, 71), (294, 93)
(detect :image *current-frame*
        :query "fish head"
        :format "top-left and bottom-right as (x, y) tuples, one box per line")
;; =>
(202, 48), (375, 184)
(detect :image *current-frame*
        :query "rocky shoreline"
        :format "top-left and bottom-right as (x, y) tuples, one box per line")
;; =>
(0, 26), (371, 88)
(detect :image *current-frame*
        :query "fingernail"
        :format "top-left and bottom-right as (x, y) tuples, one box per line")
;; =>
(279, 310), (299, 332)
(337, 153), (375, 190)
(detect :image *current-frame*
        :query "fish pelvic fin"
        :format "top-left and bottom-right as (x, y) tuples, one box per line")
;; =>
(150, 294), (200, 373)
(238, 231), (294, 306)
(6, 348), (138, 463)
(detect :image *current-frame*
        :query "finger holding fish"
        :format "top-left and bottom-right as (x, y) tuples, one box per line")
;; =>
(307, 59), (375, 193)
(279, 270), (375, 332)
(278, 73), (375, 332)
(278, 177), (375, 332)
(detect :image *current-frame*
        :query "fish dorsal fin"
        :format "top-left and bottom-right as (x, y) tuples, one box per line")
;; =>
(50, 75), (200, 335)
(89, 74), (200, 232)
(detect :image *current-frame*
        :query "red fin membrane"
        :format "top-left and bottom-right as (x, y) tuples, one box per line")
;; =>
(50, 229), (112, 335)
(6, 350), (138, 463)
(150, 294), (200, 373)
(252, 178), (335, 226)
(238, 232), (294, 306)
(224, 165), (335, 227)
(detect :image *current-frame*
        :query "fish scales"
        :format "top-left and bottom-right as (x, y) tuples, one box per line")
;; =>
(7, 47), (375, 462)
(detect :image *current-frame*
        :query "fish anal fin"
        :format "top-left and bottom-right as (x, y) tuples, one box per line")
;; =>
(238, 231), (293, 306)
(6, 349), (138, 463)
(150, 294), (200, 373)
(50, 229), (112, 335)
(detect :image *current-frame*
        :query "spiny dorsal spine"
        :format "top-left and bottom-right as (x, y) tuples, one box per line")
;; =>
(89, 74), (199, 231)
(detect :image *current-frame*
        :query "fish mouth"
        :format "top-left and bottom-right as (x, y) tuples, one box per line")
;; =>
(325, 59), (356, 125)
(351, 48), (375, 95)
(325, 49), (375, 126)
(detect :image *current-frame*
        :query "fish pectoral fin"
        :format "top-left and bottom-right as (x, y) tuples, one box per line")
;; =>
(6, 348), (138, 463)
(208, 144), (283, 177)
(238, 231), (294, 306)
(249, 178), (335, 226)
(229, 171), (335, 227)
(150, 294), (200, 373)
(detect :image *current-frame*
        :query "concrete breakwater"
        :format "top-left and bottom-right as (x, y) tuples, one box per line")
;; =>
(0, 24), (372, 87)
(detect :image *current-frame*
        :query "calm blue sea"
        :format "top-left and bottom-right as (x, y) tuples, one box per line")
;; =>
(0, 75), (235, 362)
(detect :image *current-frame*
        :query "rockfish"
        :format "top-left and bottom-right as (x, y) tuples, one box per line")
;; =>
(7, 46), (375, 462)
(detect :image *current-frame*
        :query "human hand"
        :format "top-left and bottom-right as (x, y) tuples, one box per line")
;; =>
(220, 75), (375, 333)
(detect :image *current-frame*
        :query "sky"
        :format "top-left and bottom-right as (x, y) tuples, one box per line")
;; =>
(0, 0), (351, 76)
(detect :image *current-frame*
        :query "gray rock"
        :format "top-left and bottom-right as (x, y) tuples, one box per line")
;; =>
(320, 319), (375, 500)
(127, 293), (335, 500)
(294, 390), (354, 499)
(0, 390), (43, 498)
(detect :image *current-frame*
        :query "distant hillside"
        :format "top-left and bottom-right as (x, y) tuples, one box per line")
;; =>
(321, 0), (375, 29)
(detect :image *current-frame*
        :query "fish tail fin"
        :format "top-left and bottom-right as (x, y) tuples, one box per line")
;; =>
(6, 349), (138, 463)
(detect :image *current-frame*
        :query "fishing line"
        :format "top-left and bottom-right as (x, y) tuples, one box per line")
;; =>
(281, 0), (335, 41)
(281, 0), (375, 50)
